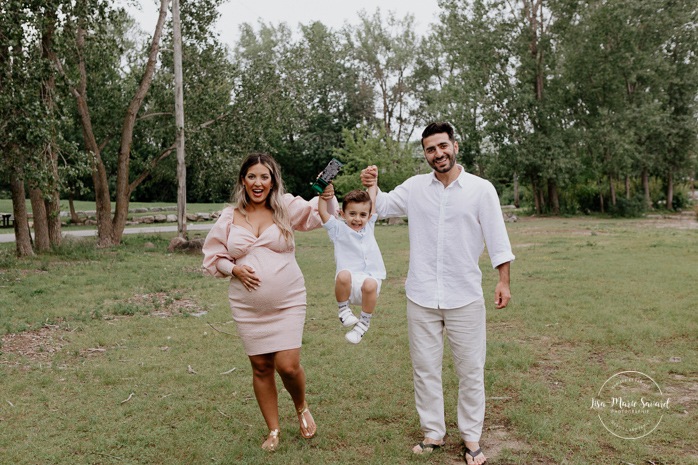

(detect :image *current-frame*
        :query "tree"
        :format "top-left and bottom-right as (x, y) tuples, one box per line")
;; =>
(1, 0), (64, 255)
(658, 1), (698, 209)
(563, 0), (698, 211)
(224, 20), (376, 198)
(345, 9), (420, 142)
(425, 0), (576, 214)
(280, 21), (376, 196)
(332, 126), (425, 195)
(52, 0), (170, 246)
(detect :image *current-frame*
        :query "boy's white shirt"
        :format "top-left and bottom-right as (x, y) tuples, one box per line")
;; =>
(322, 214), (386, 279)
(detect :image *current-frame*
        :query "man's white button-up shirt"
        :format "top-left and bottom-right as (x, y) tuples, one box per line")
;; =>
(375, 166), (515, 309)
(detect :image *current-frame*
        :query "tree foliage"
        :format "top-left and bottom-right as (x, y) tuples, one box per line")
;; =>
(2, 0), (697, 254)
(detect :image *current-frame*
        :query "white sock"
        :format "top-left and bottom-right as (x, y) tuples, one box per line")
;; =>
(360, 311), (372, 326)
(338, 300), (349, 313)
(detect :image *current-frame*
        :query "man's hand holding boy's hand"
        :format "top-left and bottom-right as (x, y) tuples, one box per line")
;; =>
(361, 165), (378, 188)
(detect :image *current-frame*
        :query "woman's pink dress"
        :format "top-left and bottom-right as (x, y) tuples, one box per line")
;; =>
(202, 194), (332, 356)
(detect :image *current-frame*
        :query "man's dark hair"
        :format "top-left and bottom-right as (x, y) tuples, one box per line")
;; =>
(421, 122), (456, 148)
(342, 189), (372, 212)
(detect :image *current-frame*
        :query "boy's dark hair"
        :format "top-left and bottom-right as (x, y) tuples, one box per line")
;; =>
(342, 189), (372, 212)
(421, 121), (456, 148)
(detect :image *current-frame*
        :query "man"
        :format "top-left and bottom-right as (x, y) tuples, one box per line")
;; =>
(361, 122), (514, 464)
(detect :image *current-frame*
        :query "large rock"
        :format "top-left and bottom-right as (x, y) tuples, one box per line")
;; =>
(167, 237), (187, 252)
(168, 237), (204, 254)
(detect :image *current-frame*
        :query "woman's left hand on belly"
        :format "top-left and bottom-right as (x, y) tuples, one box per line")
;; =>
(233, 265), (261, 291)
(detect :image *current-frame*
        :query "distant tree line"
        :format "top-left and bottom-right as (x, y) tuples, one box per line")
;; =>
(1, 0), (696, 255)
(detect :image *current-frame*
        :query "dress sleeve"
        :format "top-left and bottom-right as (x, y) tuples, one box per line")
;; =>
(285, 193), (339, 232)
(202, 206), (236, 278)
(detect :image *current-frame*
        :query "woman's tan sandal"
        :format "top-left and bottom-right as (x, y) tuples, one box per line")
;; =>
(297, 402), (317, 439)
(261, 429), (280, 451)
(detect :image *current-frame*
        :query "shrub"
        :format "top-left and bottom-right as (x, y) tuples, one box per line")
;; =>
(608, 195), (646, 218)
(574, 183), (602, 214)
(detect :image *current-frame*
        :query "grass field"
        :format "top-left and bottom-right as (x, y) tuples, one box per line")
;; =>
(0, 216), (696, 464)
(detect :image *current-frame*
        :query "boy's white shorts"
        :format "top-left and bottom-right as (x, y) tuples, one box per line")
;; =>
(337, 270), (382, 306)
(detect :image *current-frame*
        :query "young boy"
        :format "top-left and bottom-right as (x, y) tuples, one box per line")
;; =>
(318, 184), (386, 344)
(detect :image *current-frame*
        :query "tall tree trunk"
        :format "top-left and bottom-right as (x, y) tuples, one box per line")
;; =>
(666, 169), (674, 210)
(68, 193), (81, 224)
(173, 0), (187, 239)
(608, 174), (617, 206)
(642, 168), (651, 209)
(11, 172), (33, 257)
(513, 172), (520, 208)
(41, 3), (62, 247)
(64, 23), (115, 247)
(111, 0), (170, 245)
(29, 188), (50, 252)
(45, 190), (61, 246)
(625, 175), (631, 199)
(532, 178), (541, 214)
(548, 179), (560, 215)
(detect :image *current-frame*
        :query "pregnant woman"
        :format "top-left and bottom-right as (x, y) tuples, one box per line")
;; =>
(202, 153), (337, 451)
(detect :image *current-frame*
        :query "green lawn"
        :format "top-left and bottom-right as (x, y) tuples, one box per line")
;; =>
(0, 217), (696, 464)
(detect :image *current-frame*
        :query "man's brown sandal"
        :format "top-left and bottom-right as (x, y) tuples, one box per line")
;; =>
(413, 440), (445, 454)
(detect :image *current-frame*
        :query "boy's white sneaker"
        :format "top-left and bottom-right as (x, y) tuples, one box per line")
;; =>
(345, 321), (369, 344)
(338, 307), (359, 327)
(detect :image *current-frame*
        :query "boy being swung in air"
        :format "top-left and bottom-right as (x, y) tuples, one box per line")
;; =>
(318, 184), (386, 344)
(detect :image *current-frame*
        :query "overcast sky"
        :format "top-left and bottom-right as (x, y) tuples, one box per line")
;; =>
(122, 0), (442, 47)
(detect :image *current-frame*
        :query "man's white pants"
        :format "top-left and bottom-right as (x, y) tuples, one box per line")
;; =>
(406, 297), (486, 442)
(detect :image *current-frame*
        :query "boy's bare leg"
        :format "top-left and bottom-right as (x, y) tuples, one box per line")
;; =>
(335, 270), (351, 302)
(336, 271), (357, 327)
(360, 278), (377, 315)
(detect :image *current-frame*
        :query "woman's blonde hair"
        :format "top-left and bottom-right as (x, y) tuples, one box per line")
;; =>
(232, 153), (293, 243)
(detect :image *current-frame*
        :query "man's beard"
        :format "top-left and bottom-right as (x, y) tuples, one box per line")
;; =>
(429, 154), (456, 173)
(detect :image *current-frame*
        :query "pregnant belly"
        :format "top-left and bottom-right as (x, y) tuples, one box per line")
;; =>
(230, 252), (306, 311)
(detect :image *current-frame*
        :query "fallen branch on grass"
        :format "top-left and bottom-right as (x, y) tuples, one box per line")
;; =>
(207, 322), (234, 336)
(120, 393), (134, 404)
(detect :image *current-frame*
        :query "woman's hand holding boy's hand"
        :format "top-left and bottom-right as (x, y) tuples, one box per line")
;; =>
(320, 183), (335, 200)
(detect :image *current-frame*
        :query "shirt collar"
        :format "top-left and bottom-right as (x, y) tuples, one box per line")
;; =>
(429, 165), (466, 187)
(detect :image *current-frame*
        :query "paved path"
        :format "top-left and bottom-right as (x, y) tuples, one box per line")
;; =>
(0, 223), (214, 244)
